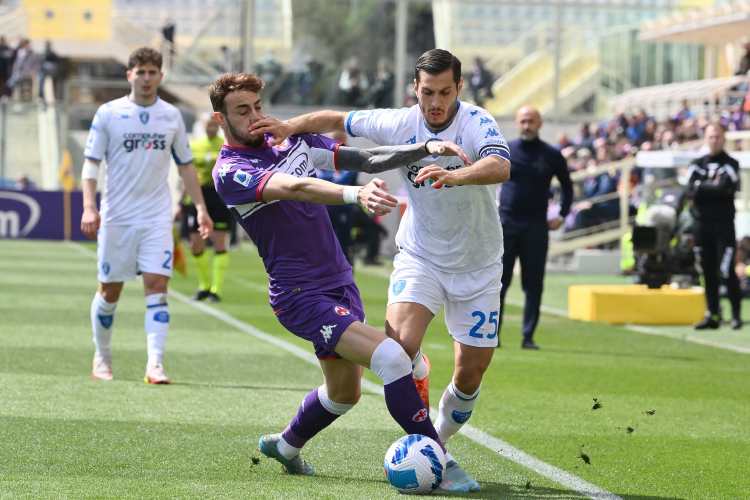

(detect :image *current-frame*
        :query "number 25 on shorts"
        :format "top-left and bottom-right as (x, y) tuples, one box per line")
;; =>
(469, 310), (498, 339)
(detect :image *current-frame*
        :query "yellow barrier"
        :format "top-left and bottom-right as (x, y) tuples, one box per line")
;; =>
(568, 284), (705, 325)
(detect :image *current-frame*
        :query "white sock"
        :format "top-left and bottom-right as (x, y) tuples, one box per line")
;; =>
(145, 293), (169, 366)
(412, 350), (429, 380)
(277, 434), (301, 460)
(435, 382), (480, 442)
(91, 292), (117, 359)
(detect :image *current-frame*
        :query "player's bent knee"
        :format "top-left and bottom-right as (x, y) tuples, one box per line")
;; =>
(318, 385), (356, 415)
(370, 338), (412, 385)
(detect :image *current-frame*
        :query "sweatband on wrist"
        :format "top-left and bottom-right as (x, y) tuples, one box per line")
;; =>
(342, 185), (360, 204)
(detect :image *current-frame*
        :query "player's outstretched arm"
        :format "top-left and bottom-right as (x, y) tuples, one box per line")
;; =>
(415, 156), (510, 189)
(261, 173), (397, 215)
(80, 158), (101, 240)
(336, 140), (470, 174)
(250, 111), (346, 146)
(178, 163), (214, 239)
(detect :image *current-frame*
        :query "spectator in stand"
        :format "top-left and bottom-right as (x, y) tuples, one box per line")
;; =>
(468, 57), (494, 107)
(161, 19), (176, 68)
(0, 36), (14, 98)
(674, 99), (694, 122)
(577, 122), (595, 154)
(338, 57), (368, 107)
(556, 132), (572, 150)
(735, 42), (750, 77)
(8, 38), (36, 102)
(38, 41), (61, 102)
(368, 60), (394, 108)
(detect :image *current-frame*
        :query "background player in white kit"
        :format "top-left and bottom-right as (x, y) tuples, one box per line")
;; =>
(251, 49), (510, 492)
(80, 47), (213, 384)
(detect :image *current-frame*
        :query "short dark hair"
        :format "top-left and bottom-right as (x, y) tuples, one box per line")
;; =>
(128, 47), (162, 70)
(414, 49), (462, 84)
(706, 121), (726, 134)
(209, 73), (265, 112)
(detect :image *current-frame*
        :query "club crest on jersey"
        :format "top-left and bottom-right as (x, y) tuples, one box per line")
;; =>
(334, 305), (350, 316)
(139, 111), (149, 125)
(392, 279), (406, 296)
(412, 408), (428, 422)
(233, 170), (253, 187)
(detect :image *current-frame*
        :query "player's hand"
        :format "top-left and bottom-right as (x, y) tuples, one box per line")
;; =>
(196, 207), (214, 239)
(358, 178), (398, 216)
(80, 207), (100, 240)
(414, 164), (457, 190)
(548, 216), (564, 230)
(425, 140), (471, 165)
(249, 117), (293, 146)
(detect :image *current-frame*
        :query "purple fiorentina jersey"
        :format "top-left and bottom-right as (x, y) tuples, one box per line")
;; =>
(213, 134), (352, 305)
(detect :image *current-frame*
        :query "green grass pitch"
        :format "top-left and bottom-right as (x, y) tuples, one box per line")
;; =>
(1, 239), (748, 498)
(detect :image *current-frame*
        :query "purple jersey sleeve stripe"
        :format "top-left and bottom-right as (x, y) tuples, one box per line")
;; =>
(345, 111), (357, 137)
(256, 171), (275, 202)
(84, 155), (102, 162)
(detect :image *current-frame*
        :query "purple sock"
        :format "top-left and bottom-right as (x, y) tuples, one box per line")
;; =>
(384, 374), (444, 451)
(281, 388), (340, 448)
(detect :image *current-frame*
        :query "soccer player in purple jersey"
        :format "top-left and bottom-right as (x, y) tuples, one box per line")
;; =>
(208, 73), (468, 477)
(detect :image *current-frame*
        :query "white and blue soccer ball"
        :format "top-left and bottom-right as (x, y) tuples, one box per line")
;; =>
(383, 434), (446, 494)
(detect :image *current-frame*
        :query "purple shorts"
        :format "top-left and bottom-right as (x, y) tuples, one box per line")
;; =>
(274, 282), (365, 359)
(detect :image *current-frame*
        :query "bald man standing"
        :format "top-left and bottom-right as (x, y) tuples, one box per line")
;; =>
(498, 107), (573, 349)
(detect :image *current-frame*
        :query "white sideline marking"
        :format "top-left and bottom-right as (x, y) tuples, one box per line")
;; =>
(357, 265), (749, 355)
(71, 242), (619, 499)
(506, 299), (750, 355)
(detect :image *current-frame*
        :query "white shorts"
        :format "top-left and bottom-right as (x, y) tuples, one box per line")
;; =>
(387, 250), (503, 348)
(97, 224), (173, 283)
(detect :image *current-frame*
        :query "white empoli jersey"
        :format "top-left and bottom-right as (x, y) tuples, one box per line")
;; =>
(345, 102), (510, 272)
(84, 96), (192, 225)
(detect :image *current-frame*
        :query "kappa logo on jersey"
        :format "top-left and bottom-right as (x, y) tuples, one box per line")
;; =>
(139, 111), (150, 124)
(469, 110), (479, 116)
(485, 128), (499, 138)
(233, 169), (253, 187)
(412, 408), (428, 422)
(406, 135), (417, 144)
(320, 324), (337, 343)
(334, 305), (350, 316)
(122, 132), (167, 153)
(479, 117), (493, 126)
(217, 163), (232, 180)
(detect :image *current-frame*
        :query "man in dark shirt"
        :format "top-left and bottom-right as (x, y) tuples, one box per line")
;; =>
(498, 106), (573, 349)
(688, 123), (742, 330)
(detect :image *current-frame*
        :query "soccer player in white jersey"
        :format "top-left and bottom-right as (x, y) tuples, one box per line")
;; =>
(80, 47), (213, 384)
(251, 49), (510, 492)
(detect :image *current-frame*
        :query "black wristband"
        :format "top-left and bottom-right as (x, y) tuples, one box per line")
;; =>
(424, 138), (439, 154)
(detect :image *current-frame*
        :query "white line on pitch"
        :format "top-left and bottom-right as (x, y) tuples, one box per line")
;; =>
(357, 265), (749, 355)
(71, 241), (619, 499)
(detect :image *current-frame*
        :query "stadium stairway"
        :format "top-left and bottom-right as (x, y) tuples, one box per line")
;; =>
(485, 49), (600, 117)
(1, 103), (44, 188)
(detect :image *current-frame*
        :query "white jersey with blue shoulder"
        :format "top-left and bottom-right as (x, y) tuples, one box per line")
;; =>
(84, 96), (193, 226)
(345, 101), (510, 272)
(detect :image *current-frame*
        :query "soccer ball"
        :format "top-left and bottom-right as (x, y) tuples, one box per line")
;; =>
(383, 434), (446, 494)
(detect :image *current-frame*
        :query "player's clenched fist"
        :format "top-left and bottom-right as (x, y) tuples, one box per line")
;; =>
(80, 207), (100, 240)
(357, 178), (398, 216)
